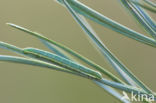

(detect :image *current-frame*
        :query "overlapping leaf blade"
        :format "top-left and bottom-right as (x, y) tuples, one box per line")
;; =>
(57, 0), (156, 47)
(0, 55), (77, 74)
(62, 0), (153, 95)
(0, 0), (155, 102)
(0, 42), (150, 98)
(38, 35), (130, 103)
(131, 0), (156, 13)
(0, 55), (150, 98)
(7, 23), (124, 84)
(119, 0), (156, 40)
(0, 41), (101, 80)
(23, 47), (102, 79)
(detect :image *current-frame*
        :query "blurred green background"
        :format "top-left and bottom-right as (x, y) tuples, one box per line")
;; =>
(0, 0), (156, 103)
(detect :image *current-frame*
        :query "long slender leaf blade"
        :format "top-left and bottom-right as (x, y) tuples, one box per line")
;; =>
(120, 0), (156, 40)
(7, 21), (154, 97)
(39, 36), (130, 103)
(0, 55), (149, 98)
(98, 78), (156, 100)
(7, 23), (124, 84)
(0, 55), (73, 73)
(63, 0), (134, 85)
(0, 41), (154, 100)
(131, 0), (156, 13)
(0, 55), (98, 79)
(0, 41), (24, 54)
(9, 22), (152, 101)
(57, 0), (156, 47)
(63, 0), (135, 85)
(43, 45), (130, 103)
(62, 0), (153, 94)
(0, 41), (98, 79)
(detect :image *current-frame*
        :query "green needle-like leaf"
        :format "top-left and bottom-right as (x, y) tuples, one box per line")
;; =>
(63, 0), (135, 86)
(0, 41), (24, 54)
(0, 55), (151, 98)
(38, 34), (130, 103)
(119, 0), (156, 40)
(57, 0), (156, 47)
(96, 78), (155, 100)
(7, 23), (124, 84)
(0, 41), (98, 79)
(62, 0), (153, 95)
(0, 0), (155, 102)
(0, 55), (77, 74)
(39, 35), (130, 103)
(6, 23), (155, 101)
(131, 0), (156, 13)
(1, 55), (104, 80)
